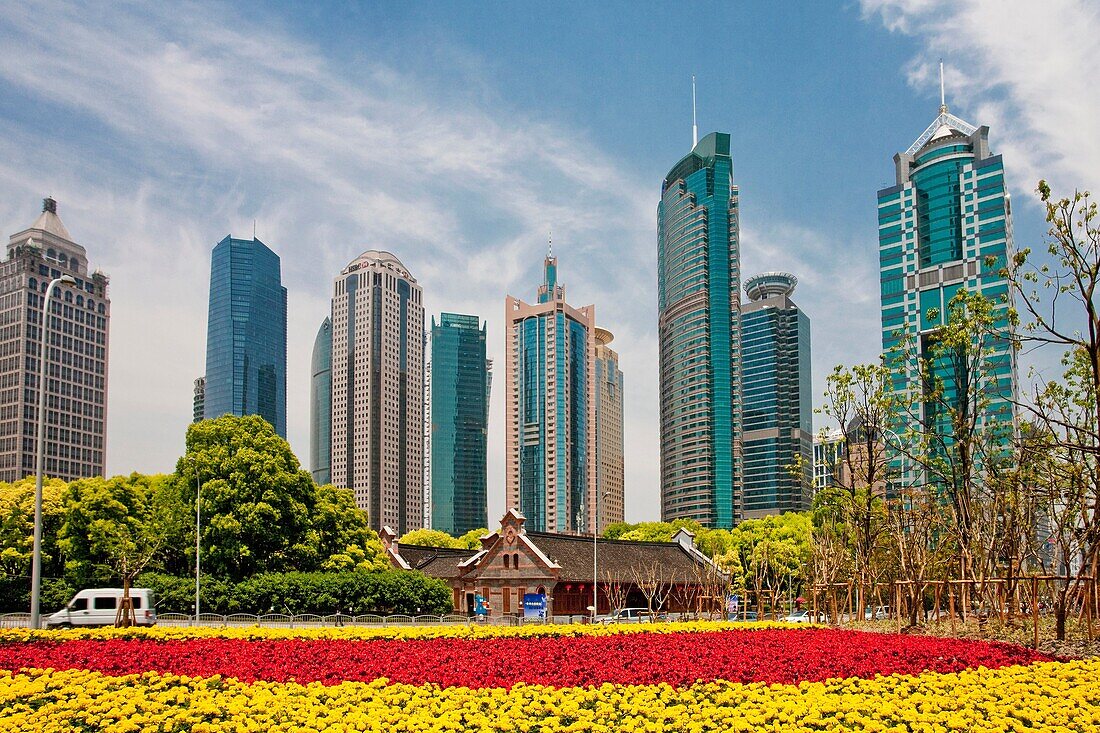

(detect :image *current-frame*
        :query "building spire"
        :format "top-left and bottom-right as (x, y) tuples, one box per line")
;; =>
(548, 229), (552, 259)
(939, 59), (948, 114)
(691, 75), (698, 148)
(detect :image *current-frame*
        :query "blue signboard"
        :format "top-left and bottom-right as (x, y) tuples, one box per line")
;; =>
(523, 593), (547, 620)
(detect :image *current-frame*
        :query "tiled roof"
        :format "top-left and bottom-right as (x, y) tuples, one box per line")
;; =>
(399, 544), (478, 580)
(526, 532), (713, 584)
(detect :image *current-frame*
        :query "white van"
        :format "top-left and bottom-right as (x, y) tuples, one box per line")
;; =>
(46, 588), (157, 628)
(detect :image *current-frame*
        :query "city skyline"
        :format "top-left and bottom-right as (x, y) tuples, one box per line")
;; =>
(0, 1), (1094, 523)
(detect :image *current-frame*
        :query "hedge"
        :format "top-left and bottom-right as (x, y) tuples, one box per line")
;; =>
(135, 570), (453, 616)
(0, 576), (76, 614)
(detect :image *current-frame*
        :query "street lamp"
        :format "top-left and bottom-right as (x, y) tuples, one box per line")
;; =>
(187, 457), (203, 620)
(592, 490), (610, 622)
(30, 274), (75, 629)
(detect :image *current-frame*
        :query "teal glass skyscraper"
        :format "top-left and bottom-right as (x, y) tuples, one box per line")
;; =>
(429, 313), (489, 536)
(310, 317), (332, 485)
(741, 273), (812, 517)
(877, 89), (1017, 483)
(204, 235), (287, 437)
(657, 132), (741, 528)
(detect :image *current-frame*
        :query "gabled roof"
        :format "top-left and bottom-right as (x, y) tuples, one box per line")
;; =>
(526, 532), (715, 584)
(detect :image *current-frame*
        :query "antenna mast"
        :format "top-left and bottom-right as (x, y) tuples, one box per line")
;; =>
(692, 75), (698, 148)
(939, 59), (947, 113)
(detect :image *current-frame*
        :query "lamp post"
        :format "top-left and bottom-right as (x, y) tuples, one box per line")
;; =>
(188, 457), (203, 620)
(30, 274), (75, 629)
(592, 490), (609, 623)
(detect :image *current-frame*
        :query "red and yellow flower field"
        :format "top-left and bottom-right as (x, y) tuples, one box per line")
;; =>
(1, 622), (1097, 732)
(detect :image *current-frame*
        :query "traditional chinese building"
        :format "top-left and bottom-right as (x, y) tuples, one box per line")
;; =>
(381, 509), (724, 618)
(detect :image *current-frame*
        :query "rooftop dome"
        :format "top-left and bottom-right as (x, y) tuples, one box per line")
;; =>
(343, 250), (413, 279)
(744, 272), (797, 301)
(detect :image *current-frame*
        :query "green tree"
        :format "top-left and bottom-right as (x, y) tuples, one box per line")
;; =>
(313, 485), (389, 572)
(813, 362), (899, 614)
(399, 528), (464, 549)
(457, 528), (489, 550)
(57, 474), (182, 595)
(616, 519), (703, 543)
(176, 415), (319, 581)
(893, 289), (1014, 582)
(0, 477), (68, 578)
(1003, 181), (1100, 582)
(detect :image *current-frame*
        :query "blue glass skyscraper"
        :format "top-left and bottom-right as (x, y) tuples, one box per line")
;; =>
(877, 92), (1017, 486)
(310, 317), (332, 484)
(657, 132), (742, 528)
(430, 313), (489, 536)
(203, 235), (287, 437)
(741, 273), (812, 517)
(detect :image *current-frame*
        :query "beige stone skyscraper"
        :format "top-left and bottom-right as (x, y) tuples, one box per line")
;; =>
(0, 198), (109, 483)
(330, 251), (424, 534)
(593, 327), (624, 531)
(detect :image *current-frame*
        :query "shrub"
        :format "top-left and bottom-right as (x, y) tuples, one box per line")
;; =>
(135, 570), (451, 615)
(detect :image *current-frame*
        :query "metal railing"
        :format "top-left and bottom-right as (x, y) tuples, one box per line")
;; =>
(0, 611), (698, 630)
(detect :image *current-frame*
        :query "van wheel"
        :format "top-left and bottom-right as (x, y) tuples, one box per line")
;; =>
(58, 623), (72, 629)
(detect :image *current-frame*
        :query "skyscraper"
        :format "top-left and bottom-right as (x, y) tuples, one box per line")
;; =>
(203, 235), (287, 437)
(330, 251), (424, 533)
(877, 86), (1017, 485)
(740, 273), (813, 517)
(593, 327), (625, 530)
(0, 198), (109, 483)
(310, 317), (332, 485)
(505, 252), (596, 534)
(657, 131), (742, 528)
(429, 313), (489, 536)
(192, 377), (205, 423)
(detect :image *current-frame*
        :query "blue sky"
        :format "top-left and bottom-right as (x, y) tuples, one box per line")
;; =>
(0, 0), (1095, 523)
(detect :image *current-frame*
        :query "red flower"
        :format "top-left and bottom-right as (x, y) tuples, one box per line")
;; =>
(0, 629), (1052, 689)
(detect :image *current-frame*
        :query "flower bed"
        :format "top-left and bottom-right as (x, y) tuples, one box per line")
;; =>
(0, 628), (1049, 687)
(0, 625), (1095, 732)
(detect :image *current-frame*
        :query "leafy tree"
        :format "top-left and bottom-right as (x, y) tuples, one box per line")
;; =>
(813, 362), (898, 611)
(601, 522), (634, 540)
(58, 473), (185, 623)
(893, 289), (1015, 583)
(176, 416), (320, 581)
(1003, 181), (1100, 581)
(457, 528), (489, 550)
(616, 519), (703, 543)
(0, 477), (68, 578)
(313, 485), (389, 572)
(399, 528), (464, 549)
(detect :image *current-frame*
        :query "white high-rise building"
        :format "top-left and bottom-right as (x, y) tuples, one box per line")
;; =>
(330, 251), (424, 534)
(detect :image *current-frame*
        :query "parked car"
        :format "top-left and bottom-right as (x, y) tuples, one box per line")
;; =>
(782, 610), (828, 624)
(597, 608), (666, 624)
(864, 605), (891, 620)
(46, 588), (157, 628)
(730, 611), (759, 622)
